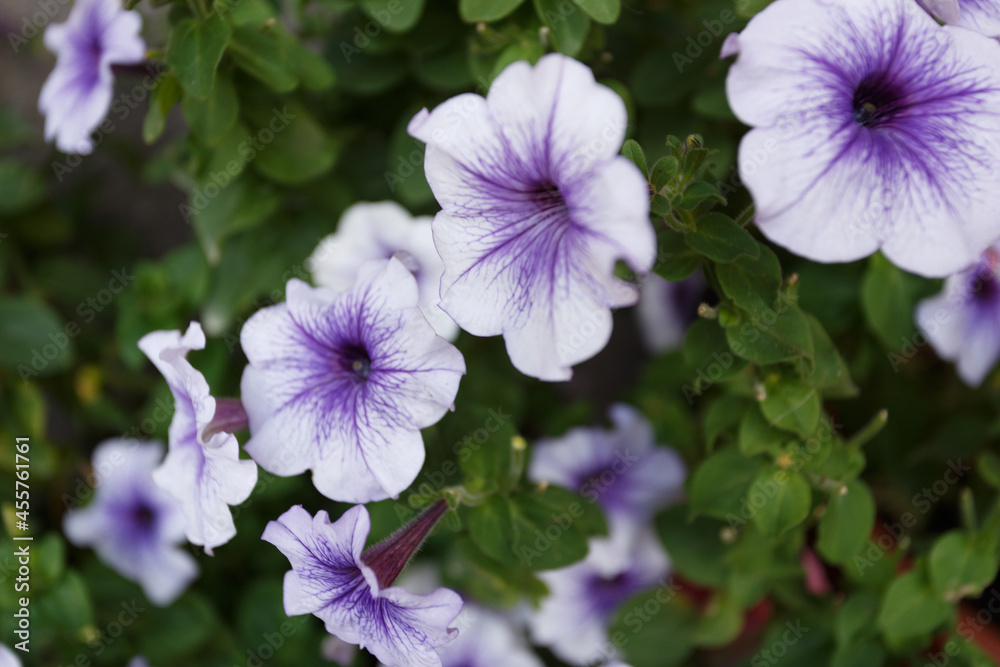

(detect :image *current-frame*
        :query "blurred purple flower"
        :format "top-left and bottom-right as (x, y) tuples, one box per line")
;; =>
(39, 0), (145, 154)
(434, 604), (542, 667)
(262, 503), (462, 667)
(408, 53), (655, 381)
(916, 245), (1000, 386)
(308, 201), (458, 340)
(138, 322), (257, 554)
(921, 0), (1000, 37)
(240, 258), (465, 503)
(636, 273), (705, 354)
(529, 404), (686, 524)
(63, 439), (197, 605)
(726, 0), (1000, 277)
(0, 643), (22, 667)
(529, 524), (670, 665)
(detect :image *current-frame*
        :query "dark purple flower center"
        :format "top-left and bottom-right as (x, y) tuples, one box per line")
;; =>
(587, 571), (639, 615)
(339, 343), (372, 380)
(530, 180), (568, 215)
(852, 74), (905, 129)
(128, 500), (158, 536)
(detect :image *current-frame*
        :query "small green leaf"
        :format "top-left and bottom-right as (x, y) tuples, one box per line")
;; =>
(142, 73), (182, 144)
(612, 588), (697, 667)
(978, 451), (1000, 490)
(688, 447), (765, 520)
(228, 27), (299, 92)
(361, 0), (426, 33)
(715, 241), (781, 315)
(678, 181), (726, 210)
(0, 297), (73, 376)
(928, 531), (998, 601)
(800, 313), (856, 395)
(835, 591), (880, 649)
(725, 304), (814, 366)
(468, 496), (519, 566)
(817, 480), (875, 565)
(621, 139), (648, 178)
(683, 319), (749, 383)
(459, 0), (526, 22)
(760, 378), (821, 438)
(181, 71), (239, 145)
(749, 467), (811, 537)
(655, 231), (701, 281)
(509, 486), (600, 570)
(684, 213), (759, 263)
(280, 36), (336, 91)
(245, 103), (341, 185)
(739, 406), (785, 457)
(572, 0), (620, 24)
(657, 506), (728, 587)
(167, 15), (231, 99)
(860, 253), (930, 350)
(650, 155), (679, 191)
(877, 571), (952, 646)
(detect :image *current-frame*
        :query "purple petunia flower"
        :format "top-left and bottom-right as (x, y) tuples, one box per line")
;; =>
(636, 273), (705, 354)
(529, 404), (686, 524)
(726, 0), (1000, 277)
(436, 605), (543, 667)
(529, 524), (670, 666)
(408, 53), (656, 381)
(39, 0), (145, 155)
(138, 322), (257, 554)
(63, 439), (197, 605)
(240, 258), (465, 503)
(308, 202), (458, 341)
(262, 503), (463, 667)
(921, 0), (1000, 37)
(916, 245), (1000, 386)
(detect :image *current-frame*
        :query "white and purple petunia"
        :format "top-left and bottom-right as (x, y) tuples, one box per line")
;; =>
(529, 523), (670, 666)
(916, 245), (1000, 386)
(138, 322), (258, 554)
(408, 53), (656, 381)
(63, 439), (197, 606)
(726, 0), (1000, 278)
(262, 504), (463, 667)
(240, 258), (465, 503)
(0, 642), (22, 667)
(636, 273), (705, 354)
(529, 404), (686, 525)
(433, 604), (543, 667)
(39, 0), (145, 155)
(921, 0), (1000, 37)
(308, 201), (458, 341)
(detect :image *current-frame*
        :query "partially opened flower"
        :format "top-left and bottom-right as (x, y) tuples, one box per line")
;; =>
(241, 258), (465, 503)
(636, 273), (705, 354)
(262, 502), (462, 667)
(921, 0), (1000, 37)
(916, 245), (1000, 386)
(408, 53), (655, 381)
(63, 439), (197, 605)
(39, 0), (145, 154)
(529, 524), (670, 666)
(726, 0), (1000, 277)
(138, 322), (258, 554)
(529, 404), (686, 524)
(308, 202), (457, 341)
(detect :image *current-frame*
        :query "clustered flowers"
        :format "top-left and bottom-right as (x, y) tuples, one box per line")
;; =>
(54, 0), (1000, 662)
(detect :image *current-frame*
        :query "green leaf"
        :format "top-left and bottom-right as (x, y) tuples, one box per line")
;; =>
(657, 506), (728, 587)
(181, 71), (239, 145)
(715, 241), (781, 315)
(535, 0), (591, 56)
(649, 155), (679, 191)
(228, 26), (299, 92)
(449, 537), (548, 608)
(245, 102), (341, 185)
(877, 571), (952, 646)
(459, 0), (526, 22)
(817, 480), (875, 565)
(279, 36), (336, 91)
(683, 319), (748, 384)
(725, 304), (814, 366)
(0, 297), (73, 377)
(749, 467), (811, 537)
(688, 447), (765, 520)
(684, 213), (759, 263)
(977, 451), (1000, 490)
(509, 486), (603, 570)
(189, 178), (281, 263)
(739, 405), (785, 457)
(167, 15), (231, 100)
(621, 139), (648, 178)
(611, 588), (697, 667)
(835, 591), (880, 649)
(0, 159), (44, 216)
(703, 395), (749, 450)
(928, 531), (999, 601)
(860, 253), (929, 349)
(654, 231), (701, 281)
(572, 0), (620, 24)
(468, 496), (519, 566)
(692, 593), (744, 647)
(800, 313), (855, 395)
(361, 0), (426, 33)
(831, 643), (886, 667)
(142, 73), (182, 144)
(760, 378), (821, 438)
(678, 180), (726, 210)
